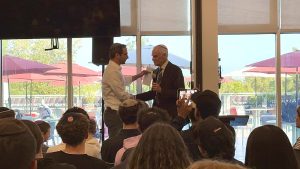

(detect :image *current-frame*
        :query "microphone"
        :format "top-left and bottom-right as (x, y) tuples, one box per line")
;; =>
(152, 71), (157, 83)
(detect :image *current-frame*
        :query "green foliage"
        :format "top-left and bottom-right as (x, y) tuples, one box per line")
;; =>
(3, 39), (83, 96)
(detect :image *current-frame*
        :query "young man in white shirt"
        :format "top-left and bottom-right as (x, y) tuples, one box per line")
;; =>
(102, 43), (148, 138)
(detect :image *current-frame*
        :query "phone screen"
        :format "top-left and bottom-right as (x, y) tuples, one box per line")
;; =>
(177, 89), (198, 100)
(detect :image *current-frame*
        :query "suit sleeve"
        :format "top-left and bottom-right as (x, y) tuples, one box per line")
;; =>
(160, 67), (185, 99)
(135, 91), (156, 101)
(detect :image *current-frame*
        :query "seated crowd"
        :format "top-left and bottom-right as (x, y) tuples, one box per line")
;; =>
(1, 90), (300, 169)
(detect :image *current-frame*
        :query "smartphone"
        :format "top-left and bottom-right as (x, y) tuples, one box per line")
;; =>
(177, 88), (198, 100)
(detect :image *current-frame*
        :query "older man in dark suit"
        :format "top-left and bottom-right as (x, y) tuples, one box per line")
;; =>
(136, 44), (185, 118)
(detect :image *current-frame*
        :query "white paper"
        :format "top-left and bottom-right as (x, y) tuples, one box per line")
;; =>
(143, 67), (155, 86)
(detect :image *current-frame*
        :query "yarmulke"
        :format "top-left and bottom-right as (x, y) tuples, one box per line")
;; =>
(120, 99), (138, 108)
(0, 107), (15, 119)
(0, 119), (27, 136)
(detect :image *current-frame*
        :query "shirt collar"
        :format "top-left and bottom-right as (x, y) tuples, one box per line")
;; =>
(160, 60), (169, 70)
(109, 60), (121, 70)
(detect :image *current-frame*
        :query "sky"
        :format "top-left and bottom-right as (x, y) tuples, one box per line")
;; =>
(75, 34), (300, 76)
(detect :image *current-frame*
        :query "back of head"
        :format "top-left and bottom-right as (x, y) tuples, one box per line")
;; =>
(0, 107), (15, 119)
(245, 125), (298, 169)
(128, 123), (191, 169)
(35, 120), (51, 134)
(109, 43), (126, 59)
(56, 113), (89, 147)
(187, 160), (247, 169)
(64, 107), (89, 119)
(137, 107), (171, 132)
(22, 120), (44, 154)
(119, 99), (149, 125)
(0, 119), (36, 169)
(191, 90), (221, 119)
(89, 118), (97, 134)
(193, 116), (235, 160)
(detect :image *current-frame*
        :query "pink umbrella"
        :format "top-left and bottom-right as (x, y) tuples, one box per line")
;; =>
(247, 51), (300, 68)
(3, 55), (57, 75)
(246, 51), (300, 122)
(45, 62), (100, 77)
(44, 62), (101, 107)
(3, 73), (64, 113)
(3, 55), (58, 108)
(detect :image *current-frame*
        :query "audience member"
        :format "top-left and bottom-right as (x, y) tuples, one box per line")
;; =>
(101, 99), (146, 163)
(86, 118), (101, 158)
(0, 119), (36, 169)
(35, 120), (51, 156)
(22, 120), (44, 159)
(45, 113), (111, 169)
(193, 116), (242, 165)
(114, 107), (171, 166)
(0, 106), (15, 119)
(294, 106), (300, 167)
(21, 120), (76, 169)
(127, 123), (191, 169)
(180, 89), (222, 161)
(187, 160), (247, 169)
(245, 125), (298, 169)
(47, 107), (100, 158)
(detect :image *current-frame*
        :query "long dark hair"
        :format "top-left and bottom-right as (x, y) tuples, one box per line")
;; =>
(127, 123), (191, 169)
(245, 125), (298, 169)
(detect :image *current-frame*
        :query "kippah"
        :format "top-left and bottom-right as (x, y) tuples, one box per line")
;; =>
(120, 99), (138, 108)
(0, 119), (27, 136)
(0, 108), (15, 119)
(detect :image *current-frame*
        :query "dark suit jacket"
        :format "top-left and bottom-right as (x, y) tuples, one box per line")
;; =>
(136, 62), (184, 118)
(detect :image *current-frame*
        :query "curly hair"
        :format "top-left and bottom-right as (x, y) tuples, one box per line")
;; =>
(64, 107), (89, 119)
(128, 123), (191, 169)
(56, 113), (89, 147)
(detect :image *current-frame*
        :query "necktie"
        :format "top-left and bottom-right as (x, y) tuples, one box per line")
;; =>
(156, 68), (163, 84)
(155, 67), (163, 105)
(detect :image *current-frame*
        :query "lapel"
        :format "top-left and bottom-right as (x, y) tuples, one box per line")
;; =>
(160, 62), (170, 86)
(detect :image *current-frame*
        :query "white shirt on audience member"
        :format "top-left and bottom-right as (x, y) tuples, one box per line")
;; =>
(102, 60), (133, 111)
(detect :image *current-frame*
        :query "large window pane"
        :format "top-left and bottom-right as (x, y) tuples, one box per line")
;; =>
(218, 34), (276, 161)
(280, 34), (300, 145)
(2, 39), (68, 145)
(141, 36), (192, 92)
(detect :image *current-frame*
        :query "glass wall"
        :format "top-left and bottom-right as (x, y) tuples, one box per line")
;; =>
(218, 34), (276, 161)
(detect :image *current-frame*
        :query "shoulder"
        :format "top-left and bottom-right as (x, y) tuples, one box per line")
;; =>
(167, 62), (182, 71)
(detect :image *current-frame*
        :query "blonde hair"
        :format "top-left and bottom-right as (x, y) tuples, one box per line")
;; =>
(187, 160), (247, 169)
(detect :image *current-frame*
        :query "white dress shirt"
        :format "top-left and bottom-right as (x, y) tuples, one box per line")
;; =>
(102, 60), (133, 110)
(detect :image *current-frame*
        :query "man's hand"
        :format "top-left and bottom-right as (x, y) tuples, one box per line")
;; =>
(141, 70), (150, 76)
(152, 83), (162, 93)
(176, 96), (193, 119)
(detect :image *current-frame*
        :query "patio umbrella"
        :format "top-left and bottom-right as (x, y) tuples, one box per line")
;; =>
(2, 55), (58, 108)
(3, 73), (64, 113)
(246, 51), (300, 122)
(246, 51), (300, 100)
(44, 62), (101, 107)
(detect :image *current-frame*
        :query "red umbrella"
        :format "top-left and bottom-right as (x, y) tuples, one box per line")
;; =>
(246, 51), (300, 122)
(247, 51), (300, 68)
(45, 62), (100, 77)
(3, 73), (64, 113)
(44, 62), (101, 107)
(3, 55), (57, 75)
(3, 55), (58, 108)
